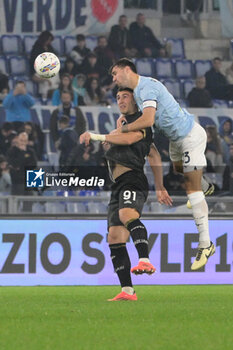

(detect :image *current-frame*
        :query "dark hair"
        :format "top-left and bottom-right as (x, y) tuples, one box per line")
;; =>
(119, 15), (127, 20)
(15, 80), (25, 86)
(98, 35), (107, 42)
(117, 87), (134, 94)
(37, 30), (54, 45)
(109, 58), (137, 74)
(59, 74), (72, 92)
(213, 57), (222, 62)
(76, 34), (85, 41)
(2, 122), (13, 132)
(85, 77), (102, 101)
(61, 89), (73, 100)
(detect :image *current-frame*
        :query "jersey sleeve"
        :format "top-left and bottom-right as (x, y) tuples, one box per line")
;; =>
(140, 79), (159, 110)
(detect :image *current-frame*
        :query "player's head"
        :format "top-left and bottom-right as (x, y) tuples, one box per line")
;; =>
(110, 58), (137, 88)
(116, 87), (138, 115)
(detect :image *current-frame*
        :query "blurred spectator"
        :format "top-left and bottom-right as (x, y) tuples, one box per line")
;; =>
(225, 62), (233, 85)
(50, 90), (86, 142)
(84, 78), (107, 106)
(94, 36), (114, 80)
(129, 13), (168, 58)
(0, 71), (9, 105)
(55, 116), (78, 168)
(67, 143), (96, 167)
(0, 122), (17, 155)
(3, 81), (35, 123)
(7, 132), (37, 197)
(59, 57), (78, 79)
(181, 0), (203, 24)
(153, 129), (170, 162)
(72, 73), (87, 105)
(163, 164), (186, 195)
(108, 15), (136, 59)
(219, 118), (233, 164)
(52, 73), (78, 106)
(205, 125), (224, 173)
(205, 57), (233, 100)
(79, 52), (102, 80)
(29, 30), (59, 98)
(222, 144), (233, 193)
(187, 76), (213, 107)
(24, 122), (44, 160)
(0, 155), (11, 193)
(70, 34), (91, 68)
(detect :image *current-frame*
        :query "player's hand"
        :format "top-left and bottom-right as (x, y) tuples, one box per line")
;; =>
(116, 115), (127, 129)
(156, 188), (173, 206)
(79, 132), (91, 146)
(110, 128), (121, 135)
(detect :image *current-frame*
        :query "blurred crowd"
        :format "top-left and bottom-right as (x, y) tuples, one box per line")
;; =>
(0, 11), (233, 198)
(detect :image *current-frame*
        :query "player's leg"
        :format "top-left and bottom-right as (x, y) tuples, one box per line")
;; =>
(172, 161), (214, 209)
(172, 122), (215, 270)
(118, 180), (156, 275)
(107, 197), (137, 301)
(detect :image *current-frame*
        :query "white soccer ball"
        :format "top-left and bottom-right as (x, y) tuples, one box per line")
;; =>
(34, 52), (60, 79)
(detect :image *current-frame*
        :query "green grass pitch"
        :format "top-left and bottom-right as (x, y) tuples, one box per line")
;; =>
(0, 285), (232, 350)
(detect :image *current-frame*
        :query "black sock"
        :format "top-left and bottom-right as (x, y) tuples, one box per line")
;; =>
(109, 243), (132, 288)
(126, 219), (149, 259)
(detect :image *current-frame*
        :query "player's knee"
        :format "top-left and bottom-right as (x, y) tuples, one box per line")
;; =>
(119, 208), (139, 226)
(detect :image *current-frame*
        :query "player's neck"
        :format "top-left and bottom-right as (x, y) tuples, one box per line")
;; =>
(130, 74), (140, 90)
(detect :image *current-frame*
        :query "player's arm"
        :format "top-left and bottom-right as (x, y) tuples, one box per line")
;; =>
(147, 143), (173, 206)
(79, 130), (144, 146)
(121, 107), (155, 133)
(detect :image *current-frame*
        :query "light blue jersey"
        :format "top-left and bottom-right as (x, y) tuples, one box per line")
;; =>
(133, 76), (194, 141)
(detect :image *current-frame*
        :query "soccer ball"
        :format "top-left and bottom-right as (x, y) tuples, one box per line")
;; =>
(34, 52), (60, 79)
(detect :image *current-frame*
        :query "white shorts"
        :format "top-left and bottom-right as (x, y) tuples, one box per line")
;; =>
(169, 122), (207, 173)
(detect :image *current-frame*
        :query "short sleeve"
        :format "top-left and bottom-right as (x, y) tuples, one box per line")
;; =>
(140, 79), (159, 110)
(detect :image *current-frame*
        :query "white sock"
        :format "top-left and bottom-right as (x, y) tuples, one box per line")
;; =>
(139, 258), (150, 263)
(122, 287), (134, 295)
(187, 191), (210, 248)
(201, 176), (209, 193)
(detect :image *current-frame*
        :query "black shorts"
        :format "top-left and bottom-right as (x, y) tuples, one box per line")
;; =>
(107, 170), (149, 229)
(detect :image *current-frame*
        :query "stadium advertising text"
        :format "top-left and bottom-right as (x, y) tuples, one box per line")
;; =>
(0, 220), (232, 286)
(0, 0), (123, 35)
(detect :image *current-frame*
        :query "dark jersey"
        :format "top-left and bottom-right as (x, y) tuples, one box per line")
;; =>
(105, 111), (153, 173)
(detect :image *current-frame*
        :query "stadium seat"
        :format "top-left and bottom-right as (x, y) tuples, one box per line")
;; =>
(143, 203), (150, 213)
(86, 36), (98, 51)
(0, 56), (9, 74)
(165, 38), (185, 58)
(213, 99), (229, 108)
(135, 58), (155, 77)
(183, 79), (195, 97)
(53, 35), (64, 56)
(64, 36), (76, 55)
(45, 202), (66, 213)
(32, 202), (45, 213)
(1, 35), (22, 55)
(175, 59), (194, 79)
(8, 56), (28, 76)
(23, 35), (38, 55)
(66, 202), (86, 214)
(194, 60), (212, 77)
(8, 77), (14, 90)
(163, 79), (183, 99)
(155, 58), (174, 79)
(87, 202), (107, 214)
(150, 202), (165, 213)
